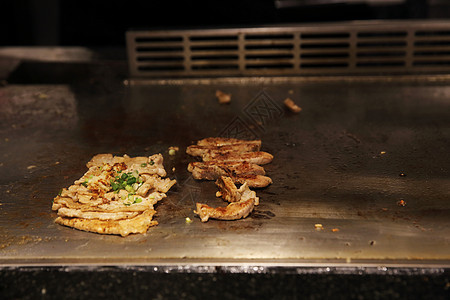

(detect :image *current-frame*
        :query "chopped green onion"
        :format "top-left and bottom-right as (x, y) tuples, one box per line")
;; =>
(134, 198), (142, 204)
(149, 160), (154, 166)
(141, 163), (147, 167)
(111, 182), (120, 191)
(125, 185), (134, 193)
(127, 176), (137, 185)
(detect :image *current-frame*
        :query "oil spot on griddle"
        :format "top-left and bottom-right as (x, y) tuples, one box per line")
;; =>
(251, 210), (276, 219)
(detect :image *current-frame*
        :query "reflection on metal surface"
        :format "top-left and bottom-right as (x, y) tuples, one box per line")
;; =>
(0, 47), (95, 63)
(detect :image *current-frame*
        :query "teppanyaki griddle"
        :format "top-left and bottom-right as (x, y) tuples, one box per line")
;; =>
(0, 54), (449, 269)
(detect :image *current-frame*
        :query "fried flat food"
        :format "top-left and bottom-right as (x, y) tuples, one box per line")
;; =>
(55, 209), (158, 237)
(53, 153), (176, 236)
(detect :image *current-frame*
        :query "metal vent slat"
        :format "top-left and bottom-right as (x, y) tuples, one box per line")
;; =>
(127, 21), (450, 77)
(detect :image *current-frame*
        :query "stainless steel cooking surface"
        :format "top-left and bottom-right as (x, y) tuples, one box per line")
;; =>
(0, 60), (449, 267)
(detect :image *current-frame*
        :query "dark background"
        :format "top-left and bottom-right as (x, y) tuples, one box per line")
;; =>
(1, 0), (448, 47)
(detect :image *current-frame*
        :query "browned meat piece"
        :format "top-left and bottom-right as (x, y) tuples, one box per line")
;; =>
(193, 176), (259, 222)
(215, 176), (259, 204)
(216, 90), (231, 104)
(196, 137), (261, 148)
(187, 162), (271, 188)
(186, 143), (261, 157)
(233, 174), (272, 188)
(188, 161), (265, 178)
(284, 98), (302, 113)
(202, 151), (273, 165)
(194, 197), (256, 222)
(215, 176), (240, 202)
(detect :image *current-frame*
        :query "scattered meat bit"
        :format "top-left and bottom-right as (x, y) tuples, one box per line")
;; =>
(284, 98), (302, 113)
(315, 224), (324, 231)
(216, 90), (231, 104)
(369, 240), (376, 246)
(399, 172), (407, 177)
(331, 228), (340, 232)
(397, 199), (407, 207)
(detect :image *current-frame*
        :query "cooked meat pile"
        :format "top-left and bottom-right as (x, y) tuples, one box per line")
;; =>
(52, 154), (176, 236)
(187, 137), (273, 222)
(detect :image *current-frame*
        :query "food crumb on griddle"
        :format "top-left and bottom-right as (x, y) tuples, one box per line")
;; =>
(284, 98), (302, 113)
(168, 146), (179, 156)
(216, 90), (231, 104)
(315, 223), (324, 230)
(397, 199), (407, 207)
(331, 228), (339, 232)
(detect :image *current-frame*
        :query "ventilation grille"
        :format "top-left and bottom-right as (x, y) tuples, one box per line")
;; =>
(127, 21), (450, 77)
